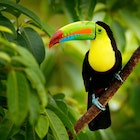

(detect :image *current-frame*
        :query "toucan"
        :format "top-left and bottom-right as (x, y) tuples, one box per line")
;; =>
(49, 21), (122, 131)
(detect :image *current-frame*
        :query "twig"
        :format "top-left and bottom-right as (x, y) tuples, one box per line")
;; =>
(73, 46), (140, 136)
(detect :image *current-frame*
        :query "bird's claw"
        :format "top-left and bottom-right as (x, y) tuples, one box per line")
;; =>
(114, 73), (123, 82)
(92, 94), (106, 111)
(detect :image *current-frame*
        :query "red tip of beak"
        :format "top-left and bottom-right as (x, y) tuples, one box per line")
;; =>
(49, 30), (63, 48)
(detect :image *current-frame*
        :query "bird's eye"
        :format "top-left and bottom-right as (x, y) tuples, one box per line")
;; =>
(98, 29), (102, 33)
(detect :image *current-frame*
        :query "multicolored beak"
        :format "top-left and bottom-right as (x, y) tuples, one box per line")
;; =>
(49, 21), (95, 48)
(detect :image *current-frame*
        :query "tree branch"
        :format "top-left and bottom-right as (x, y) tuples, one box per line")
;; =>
(73, 46), (140, 135)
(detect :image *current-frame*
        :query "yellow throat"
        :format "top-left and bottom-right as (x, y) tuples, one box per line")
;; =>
(88, 32), (115, 72)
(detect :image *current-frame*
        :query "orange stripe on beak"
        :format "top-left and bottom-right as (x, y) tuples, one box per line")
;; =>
(71, 28), (92, 35)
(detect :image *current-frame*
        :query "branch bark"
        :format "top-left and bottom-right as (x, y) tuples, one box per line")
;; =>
(73, 46), (140, 135)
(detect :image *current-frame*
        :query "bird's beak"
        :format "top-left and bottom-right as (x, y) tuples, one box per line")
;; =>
(49, 21), (95, 48)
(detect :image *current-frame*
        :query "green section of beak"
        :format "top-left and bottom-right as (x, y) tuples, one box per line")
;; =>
(49, 21), (95, 48)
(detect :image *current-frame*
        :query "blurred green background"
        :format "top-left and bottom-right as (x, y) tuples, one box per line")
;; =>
(21, 0), (140, 139)
(1, 0), (140, 139)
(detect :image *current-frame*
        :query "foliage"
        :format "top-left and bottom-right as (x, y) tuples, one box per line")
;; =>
(0, 0), (140, 140)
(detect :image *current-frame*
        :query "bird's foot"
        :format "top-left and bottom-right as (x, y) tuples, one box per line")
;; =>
(114, 73), (123, 82)
(92, 94), (106, 111)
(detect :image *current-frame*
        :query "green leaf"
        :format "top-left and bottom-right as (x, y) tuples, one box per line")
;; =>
(24, 68), (47, 107)
(55, 100), (68, 114)
(0, 52), (11, 67)
(53, 93), (65, 100)
(0, 38), (39, 67)
(16, 32), (29, 50)
(29, 20), (55, 37)
(15, 46), (39, 68)
(0, 38), (17, 56)
(76, 0), (97, 20)
(0, 0), (40, 23)
(0, 0), (53, 36)
(33, 67), (46, 85)
(17, 27), (45, 64)
(28, 89), (40, 125)
(0, 25), (13, 34)
(7, 124), (20, 139)
(47, 100), (74, 137)
(35, 114), (49, 139)
(0, 15), (16, 37)
(46, 109), (69, 140)
(25, 120), (36, 140)
(7, 70), (29, 125)
(0, 118), (14, 140)
(47, 133), (55, 140)
(0, 105), (5, 117)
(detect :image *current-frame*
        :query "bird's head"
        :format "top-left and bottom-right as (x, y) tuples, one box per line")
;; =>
(49, 21), (96, 48)
(49, 21), (115, 50)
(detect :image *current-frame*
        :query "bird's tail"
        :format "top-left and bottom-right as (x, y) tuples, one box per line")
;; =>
(87, 92), (111, 131)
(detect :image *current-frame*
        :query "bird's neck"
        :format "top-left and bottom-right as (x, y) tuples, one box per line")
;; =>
(88, 37), (116, 72)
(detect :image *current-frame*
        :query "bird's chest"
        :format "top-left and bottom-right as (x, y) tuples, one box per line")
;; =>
(89, 71), (114, 91)
(88, 40), (116, 72)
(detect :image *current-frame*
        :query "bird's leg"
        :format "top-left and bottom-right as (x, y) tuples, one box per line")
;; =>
(92, 94), (106, 111)
(114, 73), (123, 82)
